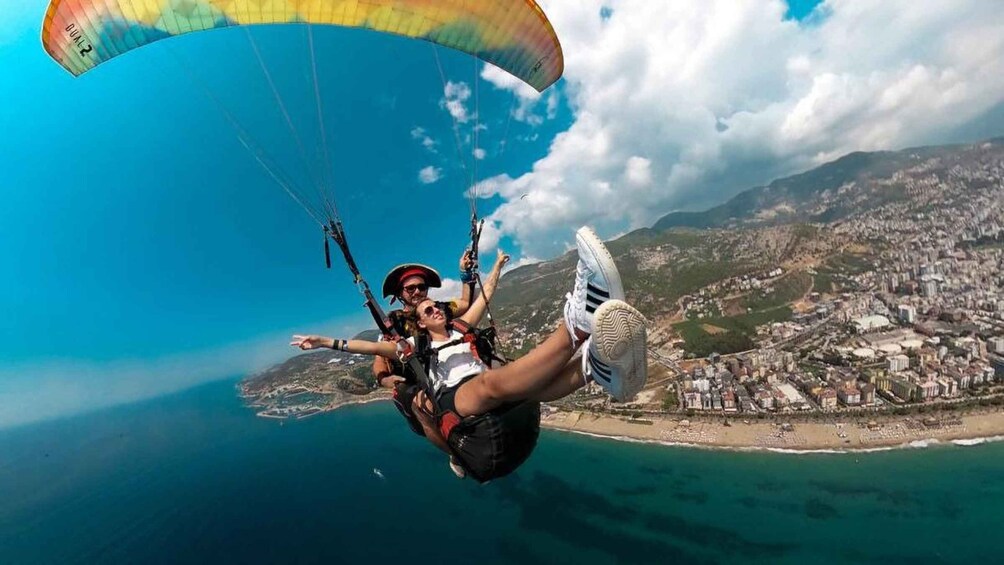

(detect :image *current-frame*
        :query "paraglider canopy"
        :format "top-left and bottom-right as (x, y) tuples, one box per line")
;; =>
(41, 0), (564, 92)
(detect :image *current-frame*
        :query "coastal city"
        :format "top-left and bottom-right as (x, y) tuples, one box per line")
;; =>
(239, 345), (385, 420)
(635, 145), (1004, 421)
(242, 142), (1004, 450)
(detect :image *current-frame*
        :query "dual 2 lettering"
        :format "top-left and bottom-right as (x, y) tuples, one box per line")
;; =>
(65, 23), (93, 57)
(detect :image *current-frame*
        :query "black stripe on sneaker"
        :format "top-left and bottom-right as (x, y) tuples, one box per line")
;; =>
(591, 356), (611, 371)
(591, 363), (610, 378)
(586, 292), (605, 314)
(589, 355), (612, 383)
(587, 284), (610, 298)
(586, 357), (610, 375)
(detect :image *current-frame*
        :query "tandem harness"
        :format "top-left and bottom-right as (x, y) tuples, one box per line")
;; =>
(324, 215), (538, 483)
(412, 319), (540, 484)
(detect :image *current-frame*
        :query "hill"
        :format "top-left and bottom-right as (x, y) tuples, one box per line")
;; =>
(491, 138), (1004, 356)
(652, 141), (1002, 230)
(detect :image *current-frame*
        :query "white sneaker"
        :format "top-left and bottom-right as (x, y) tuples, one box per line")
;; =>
(564, 227), (625, 343)
(582, 300), (648, 402)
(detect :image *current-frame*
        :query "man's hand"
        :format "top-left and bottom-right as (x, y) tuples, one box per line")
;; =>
(459, 249), (476, 273)
(415, 389), (435, 416)
(379, 375), (406, 389)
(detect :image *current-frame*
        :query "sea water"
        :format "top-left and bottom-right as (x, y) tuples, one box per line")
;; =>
(1, 379), (1002, 564)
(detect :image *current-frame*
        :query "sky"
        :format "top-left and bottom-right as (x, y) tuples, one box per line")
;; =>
(2, 0), (1004, 429)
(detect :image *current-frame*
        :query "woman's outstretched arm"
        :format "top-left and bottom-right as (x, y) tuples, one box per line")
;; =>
(290, 335), (399, 359)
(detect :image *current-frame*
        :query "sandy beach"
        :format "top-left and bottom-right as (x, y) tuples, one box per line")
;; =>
(540, 409), (1004, 451)
(294, 394), (1004, 452)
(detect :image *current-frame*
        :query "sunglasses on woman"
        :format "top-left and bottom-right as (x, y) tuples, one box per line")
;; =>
(421, 304), (441, 317)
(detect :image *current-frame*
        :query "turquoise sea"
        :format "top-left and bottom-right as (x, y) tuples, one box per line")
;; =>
(2, 380), (1002, 564)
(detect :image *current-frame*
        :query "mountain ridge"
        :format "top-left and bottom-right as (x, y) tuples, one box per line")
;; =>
(651, 141), (993, 231)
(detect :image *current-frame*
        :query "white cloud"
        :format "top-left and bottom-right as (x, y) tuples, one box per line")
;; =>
(482, 65), (551, 126)
(473, 148), (486, 160)
(507, 255), (543, 272)
(546, 90), (560, 119)
(482, 65), (542, 100)
(430, 277), (463, 302)
(442, 81), (473, 123)
(624, 156), (652, 186)
(456, 218), (501, 258)
(479, 0), (1004, 258)
(418, 165), (442, 184)
(410, 126), (438, 153)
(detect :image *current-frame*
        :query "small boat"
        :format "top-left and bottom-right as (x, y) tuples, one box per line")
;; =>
(373, 468), (385, 480)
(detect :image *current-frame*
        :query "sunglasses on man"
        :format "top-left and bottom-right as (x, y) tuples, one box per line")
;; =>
(402, 283), (429, 294)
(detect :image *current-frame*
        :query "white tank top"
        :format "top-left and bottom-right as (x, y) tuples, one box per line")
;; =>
(409, 330), (487, 390)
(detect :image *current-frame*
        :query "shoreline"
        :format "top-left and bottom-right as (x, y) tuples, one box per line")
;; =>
(546, 425), (1004, 455)
(540, 409), (1004, 453)
(249, 392), (1004, 453)
(251, 391), (393, 420)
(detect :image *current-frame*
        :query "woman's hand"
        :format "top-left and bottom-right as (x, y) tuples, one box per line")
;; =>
(290, 334), (333, 350)
(494, 248), (510, 269)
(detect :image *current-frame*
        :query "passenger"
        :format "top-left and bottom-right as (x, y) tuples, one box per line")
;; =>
(292, 227), (648, 482)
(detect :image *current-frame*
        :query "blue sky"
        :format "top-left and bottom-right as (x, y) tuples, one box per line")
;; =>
(5, 0), (1004, 428)
(784, 0), (823, 21)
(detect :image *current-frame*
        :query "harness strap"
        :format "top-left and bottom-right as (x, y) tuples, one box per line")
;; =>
(439, 319), (507, 363)
(438, 410), (463, 440)
(431, 319), (482, 363)
(325, 219), (438, 405)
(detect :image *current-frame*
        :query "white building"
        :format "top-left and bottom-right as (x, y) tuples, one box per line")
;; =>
(854, 315), (891, 333)
(888, 355), (910, 372)
(989, 337), (1004, 354)
(898, 305), (917, 324)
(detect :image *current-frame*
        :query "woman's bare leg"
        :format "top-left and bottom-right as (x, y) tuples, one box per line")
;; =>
(530, 358), (586, 403)
(453, 323), (581, 416)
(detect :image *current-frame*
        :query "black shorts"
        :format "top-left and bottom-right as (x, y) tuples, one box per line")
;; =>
(437, 380), (541, 483)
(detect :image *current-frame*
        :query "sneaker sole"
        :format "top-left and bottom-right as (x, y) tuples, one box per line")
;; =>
(576, 227), (625, 302)
(592, 300), (648, 401)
